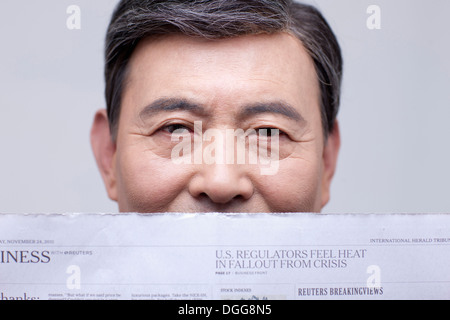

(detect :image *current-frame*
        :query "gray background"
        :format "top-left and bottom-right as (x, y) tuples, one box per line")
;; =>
(0, 0), (449, 214)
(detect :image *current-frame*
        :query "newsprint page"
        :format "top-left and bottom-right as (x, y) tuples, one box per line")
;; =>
(0, 213), (449, 300)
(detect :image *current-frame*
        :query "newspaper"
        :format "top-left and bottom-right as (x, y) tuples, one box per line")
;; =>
(0, 212), (449, 300)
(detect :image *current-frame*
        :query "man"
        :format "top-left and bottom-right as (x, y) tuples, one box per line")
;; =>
(90, 0), (343, 213)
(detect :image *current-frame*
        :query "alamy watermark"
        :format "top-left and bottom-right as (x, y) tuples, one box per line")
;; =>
(66, 5), (81, 30)
(66, 264), (81, 289)
(170, 121), (280, 176)
(367, 5), (381, 30)
(366, 264), (382, 288)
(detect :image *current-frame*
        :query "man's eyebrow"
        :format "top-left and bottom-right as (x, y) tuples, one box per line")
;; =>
(139, 98), (304, 123)
(238, 101), (305, 123)
(138, 98), (206, 120)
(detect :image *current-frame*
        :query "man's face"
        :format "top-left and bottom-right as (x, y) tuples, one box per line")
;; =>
(91, 32), (340, 213)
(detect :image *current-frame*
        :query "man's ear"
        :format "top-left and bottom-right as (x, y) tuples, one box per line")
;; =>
(320, 120), (341, 209)
(90, 109), (118, 202)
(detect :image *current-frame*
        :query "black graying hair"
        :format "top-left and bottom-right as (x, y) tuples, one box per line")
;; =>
(105, 0), (343, 141)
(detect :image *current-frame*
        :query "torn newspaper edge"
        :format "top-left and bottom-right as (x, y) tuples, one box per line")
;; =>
(0, 212), (449, 300)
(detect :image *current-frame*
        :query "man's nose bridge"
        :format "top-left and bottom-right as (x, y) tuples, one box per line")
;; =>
(199, 147), (244, 182)
(204, 162), (238, 181)
(197, 128), (249, 189)
(201, 127), (227, 165)
(199, 127), (254, 165)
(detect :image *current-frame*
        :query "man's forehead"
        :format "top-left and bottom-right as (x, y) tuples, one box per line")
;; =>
(122, 32), (320, 124)
(128, 32), (314, 76)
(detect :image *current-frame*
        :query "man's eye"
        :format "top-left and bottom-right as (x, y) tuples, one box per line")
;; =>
(161, 124), (191, 134)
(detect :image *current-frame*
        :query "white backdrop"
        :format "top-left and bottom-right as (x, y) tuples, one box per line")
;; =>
(0, 0), (449, 214)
